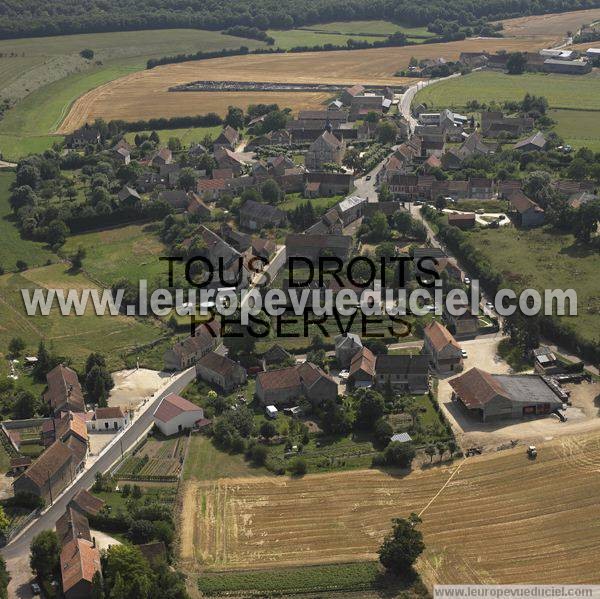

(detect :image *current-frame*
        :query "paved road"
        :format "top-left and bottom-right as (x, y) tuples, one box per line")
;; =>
(2, 367), (195, 597)
(398, 73), (462, 133)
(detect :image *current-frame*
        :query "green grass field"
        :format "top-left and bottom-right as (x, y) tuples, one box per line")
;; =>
(468, 226), (600, 345)
(0, 262), (164, 368)
(0, 172), (57, 272)
(62, 223), (168, 287)
(0, 29), (266, 101)
(183, 435), (270, 480)
(549, 109), (600, 152)
(267, 29), (382, 49)
(415, 71), (600, 111)
(299, 19), (434, 37)
(123, 125), (223, 147)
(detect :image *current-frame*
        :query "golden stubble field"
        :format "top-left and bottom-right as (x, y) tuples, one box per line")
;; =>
(180, 433), (600, 586)
(58, 36), (554, 132)
(497, 8), (600, 38)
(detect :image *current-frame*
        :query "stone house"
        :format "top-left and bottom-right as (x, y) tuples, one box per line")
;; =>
(305, 130), (346, 170)
(195, 351), (247, 393)
(422, 321), (463, 373)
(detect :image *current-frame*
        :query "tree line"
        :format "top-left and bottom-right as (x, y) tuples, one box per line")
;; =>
(1, 0), (598, 40)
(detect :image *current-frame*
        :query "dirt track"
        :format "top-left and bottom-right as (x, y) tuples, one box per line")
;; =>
(180, 432), (600, 586)
(58, 37), (553, 132)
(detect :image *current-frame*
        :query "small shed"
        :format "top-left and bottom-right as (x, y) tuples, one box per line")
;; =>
(390, 432), (413, 443)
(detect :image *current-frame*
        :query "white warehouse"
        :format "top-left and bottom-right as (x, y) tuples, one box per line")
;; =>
(153, 392), (207, 436)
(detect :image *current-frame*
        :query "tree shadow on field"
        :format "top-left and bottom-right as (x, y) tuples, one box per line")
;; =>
(373, 567), (429, 598)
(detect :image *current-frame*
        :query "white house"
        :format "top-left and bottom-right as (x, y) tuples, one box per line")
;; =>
(87, 406), (129, 432)
(153, 393), (206, 436)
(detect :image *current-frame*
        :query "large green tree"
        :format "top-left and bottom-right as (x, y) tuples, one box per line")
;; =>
(378, 514), (425, 574)
(30, 530), (60, 581)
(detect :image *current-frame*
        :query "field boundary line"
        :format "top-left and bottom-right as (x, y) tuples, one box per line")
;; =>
(418, 457), (467, 517)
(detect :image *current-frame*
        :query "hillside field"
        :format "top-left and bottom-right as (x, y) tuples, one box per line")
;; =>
(414, 70), (600, 111)
(0, 30), (265, 160)
(57, 37), (552, 132)
(180, 432), (600, 590)
(496, 8), (600, 38)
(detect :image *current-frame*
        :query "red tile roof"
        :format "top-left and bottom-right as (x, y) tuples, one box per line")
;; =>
(60, 538), (101, 594)
(256, 366), (301, 392)
(449, 367), (511, 408)
(15, 440), (74, 488)
(44, 364), (85, 414)
(154, 393), (203, 423)
(94, 406), (124, 420)
(349, 347), (376, 378)
(69, 489), (104, 516)
(424, 321), (461, 352)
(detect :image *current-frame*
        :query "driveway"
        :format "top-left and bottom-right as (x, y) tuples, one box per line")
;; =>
(437, 335), (600, 450)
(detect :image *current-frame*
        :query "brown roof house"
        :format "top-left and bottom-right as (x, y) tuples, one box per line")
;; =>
(44, 365), (85, 416)
(509, 190), (545, 228)
(164, 320), (221, 370)
(286, 233), (353, 262)
(447, 212), (476, 229)
(152, 147), (173, 167)
(450, 367), (563, 422)
(87, 406), (129, 432)
(422, 321), (463, 373)
(374, 355), (429, 393)
(239, 199), (287, 231)
(56, 490), (104, 599)
(305, 130), (346, 171)
(13, 440), (83, 504)
(348, 347), (376, 387)
(195, 351), (247, 393)
(213, 125), (239, 151)
(41, 411), (89, 466)
(255, 362), (337, 406)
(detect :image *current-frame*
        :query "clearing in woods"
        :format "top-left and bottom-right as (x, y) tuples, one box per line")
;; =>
(180, 432), (600, 587)
(58, 37), (553, 132)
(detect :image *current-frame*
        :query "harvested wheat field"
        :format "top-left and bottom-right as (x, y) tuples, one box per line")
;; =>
(497, 8), (600, 39)
(58, 37), (553, 132)
(180, 433), (600, 586)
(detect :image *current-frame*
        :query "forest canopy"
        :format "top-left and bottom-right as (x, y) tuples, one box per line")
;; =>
(0, 0), (598, 39)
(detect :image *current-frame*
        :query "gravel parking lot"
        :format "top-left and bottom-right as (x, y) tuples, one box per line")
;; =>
(437, 335), (600, 449)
